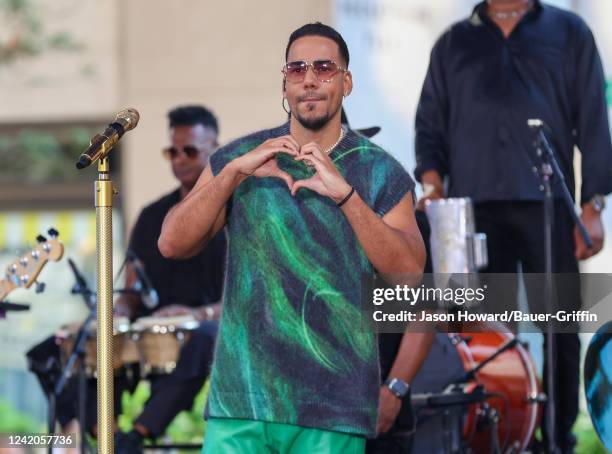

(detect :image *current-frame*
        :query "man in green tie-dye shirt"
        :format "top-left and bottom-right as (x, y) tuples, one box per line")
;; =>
(159, 22), (425, 454)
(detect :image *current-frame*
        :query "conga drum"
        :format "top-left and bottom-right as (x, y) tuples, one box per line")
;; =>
(55, 316), (138, 377)
(130, 315), (199, 377)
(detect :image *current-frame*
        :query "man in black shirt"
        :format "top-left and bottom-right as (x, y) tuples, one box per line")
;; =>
(415, 1), (612, 452)
(114, 105), (226, 453)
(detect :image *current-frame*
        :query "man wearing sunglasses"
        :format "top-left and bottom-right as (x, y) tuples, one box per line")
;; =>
(114, 105), (227, 453)
(159, 23), (425, 454)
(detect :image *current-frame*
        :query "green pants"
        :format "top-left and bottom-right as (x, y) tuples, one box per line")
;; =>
(202, 418), (365, 454)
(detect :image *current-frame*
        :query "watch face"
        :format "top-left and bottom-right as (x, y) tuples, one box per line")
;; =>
(388, 378), (409, 397)
(592, 195), (606, 211)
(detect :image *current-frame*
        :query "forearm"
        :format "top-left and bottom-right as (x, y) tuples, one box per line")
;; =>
(194, 302), (223, 321)
(159, 164), (243, 258)
(340, 192), (425, 278)
(386, 328), (435, 383)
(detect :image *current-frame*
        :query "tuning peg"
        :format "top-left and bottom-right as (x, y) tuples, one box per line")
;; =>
(35, 281), (46, 294)
(47, 228), (59, 238)
(36, 235), (47, 244)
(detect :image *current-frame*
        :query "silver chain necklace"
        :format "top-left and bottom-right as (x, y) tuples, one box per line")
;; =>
(323, 127), (345, 155)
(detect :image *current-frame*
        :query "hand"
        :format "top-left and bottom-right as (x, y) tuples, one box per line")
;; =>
(153, 304), (196, 318)
(291, 142), (352, 202)
(575, 204), (604, 260)
(114, 303), (131, 318)
(230, 135), (299, 190)
(416, 170), (445, 211)
(114, 296), (135, 318)
(376, 386), (402, 434)
(416, 185), (444, 211)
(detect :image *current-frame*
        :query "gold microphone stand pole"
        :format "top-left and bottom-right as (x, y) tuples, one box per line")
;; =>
(96, 156), (116, 453)
(76, 108), (138, 453)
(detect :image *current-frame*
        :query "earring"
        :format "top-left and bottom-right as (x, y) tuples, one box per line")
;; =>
(282, 97), (291, 115)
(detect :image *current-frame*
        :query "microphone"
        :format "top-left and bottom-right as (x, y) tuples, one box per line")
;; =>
(68, 258), (96, 308)
(126, 250), (159, 309)
(75, 108), (140, 169)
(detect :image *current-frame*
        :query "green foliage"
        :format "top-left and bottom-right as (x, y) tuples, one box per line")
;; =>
(0, 398), (42, 433)
(0, 0), (81, 66)
(575, 411), (608, 454)
(118, 379), (209, 448)
(0, 126), (97, 182)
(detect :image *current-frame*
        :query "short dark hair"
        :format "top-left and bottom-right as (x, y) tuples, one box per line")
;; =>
(285, 22), (349, 67)
(167, 105), (219, 134)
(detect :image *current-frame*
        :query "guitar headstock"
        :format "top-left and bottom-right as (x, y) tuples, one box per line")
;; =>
(0, 228), (64, 302)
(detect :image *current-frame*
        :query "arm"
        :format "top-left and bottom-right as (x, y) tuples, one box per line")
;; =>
(377, 327), (435, 434)
(340, 191), (425, 280)
(293, 145), (426, 281)
(153, 301), (223, 321)
(159, 136), (299, 259)
(158, 165), (234, 259)
(414, 38), (450, 185)
(572, 24), (612, 259)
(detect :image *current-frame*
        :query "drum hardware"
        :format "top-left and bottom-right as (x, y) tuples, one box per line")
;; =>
(457, 337), (519, 384)
(130, 315), (198, 377)
(449, 334), (470, 346)
(412, 383), (489, 409)
(526, 392), (547, 404)
(474, 403), (504, 454)
(0, 300), (30, 318)
(412, 384), (496, 454)
(454, 326), (541, 453)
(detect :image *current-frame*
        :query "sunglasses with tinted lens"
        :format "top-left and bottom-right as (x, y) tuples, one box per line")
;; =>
(162, 145), (200, 160)
(282, 60), (346, 84)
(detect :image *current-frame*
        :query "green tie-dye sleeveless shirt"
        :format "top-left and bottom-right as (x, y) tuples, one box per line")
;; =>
(207, 123), (415, 437)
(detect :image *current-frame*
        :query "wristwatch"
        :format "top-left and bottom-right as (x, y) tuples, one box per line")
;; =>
(384, 377), (410, 399)
(590, 194), (606, 212)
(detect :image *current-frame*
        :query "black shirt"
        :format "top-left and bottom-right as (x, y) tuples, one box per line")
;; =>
(128, 189), (227, 317)
(414, 0), (612, 204)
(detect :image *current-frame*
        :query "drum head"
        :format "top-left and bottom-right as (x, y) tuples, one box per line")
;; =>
(584, 321), (612, 451)
(131, 315), (199, 332)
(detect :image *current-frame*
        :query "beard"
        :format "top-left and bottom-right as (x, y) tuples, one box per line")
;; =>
(292, 91), (338, 131)
(294, 110), (330, 131)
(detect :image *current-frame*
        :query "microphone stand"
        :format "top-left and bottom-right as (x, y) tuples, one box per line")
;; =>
(0, 301), (30, 319)
(457, 338), (518, 383)
(48, 259), (96, 454)
(75, 110), (137, 454)
(527, 119), (592, 454)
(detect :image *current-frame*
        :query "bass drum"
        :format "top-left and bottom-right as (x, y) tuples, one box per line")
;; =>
(451, 321), (542, 453)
